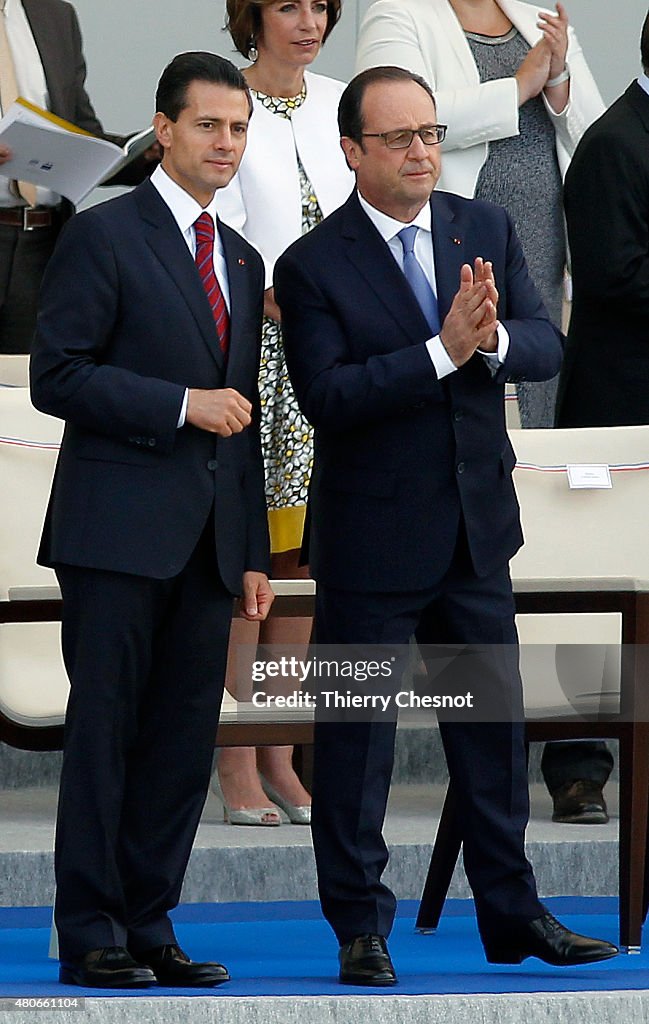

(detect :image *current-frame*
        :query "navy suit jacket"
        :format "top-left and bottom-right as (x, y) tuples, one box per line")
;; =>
(275, 189), (562, 593)
(31, 178), (270, 592)
(557, 82), (649, 427)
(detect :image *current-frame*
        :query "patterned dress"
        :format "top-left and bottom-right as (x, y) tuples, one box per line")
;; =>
(251, 85), (322, 553)
(467, 28), (565, 429)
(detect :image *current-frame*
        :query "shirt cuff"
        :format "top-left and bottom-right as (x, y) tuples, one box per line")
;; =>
(478, 323), (510, 375)
(426, 335), (457, 379)
(177, 388), (189, 428)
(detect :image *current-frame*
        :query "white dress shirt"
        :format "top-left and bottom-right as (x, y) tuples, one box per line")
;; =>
(638, 73), (649, 99)
(151, 164), (233, 426)
(0, 0), (57, 206)
(357, 190), (508, 377)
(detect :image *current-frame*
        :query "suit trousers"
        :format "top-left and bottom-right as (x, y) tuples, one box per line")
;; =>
(53, 519), (233, 960)
(311, 530), (544, 947)
(0, 220), (61, 353)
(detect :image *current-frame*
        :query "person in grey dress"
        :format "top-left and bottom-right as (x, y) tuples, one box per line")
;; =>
(466, 25), (565, 427)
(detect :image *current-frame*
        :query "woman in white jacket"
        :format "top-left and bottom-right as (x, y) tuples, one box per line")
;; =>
(212, 0), (353, 826)
(356, 0), (604, 428)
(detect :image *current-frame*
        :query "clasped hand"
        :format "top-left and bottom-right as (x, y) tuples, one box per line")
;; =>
(440, 257), (499, 368)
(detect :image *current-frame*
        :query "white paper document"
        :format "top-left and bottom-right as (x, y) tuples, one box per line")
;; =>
(0, 99), (155, 205)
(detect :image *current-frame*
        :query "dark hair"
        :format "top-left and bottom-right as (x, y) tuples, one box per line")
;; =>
(226, 0), (342, 60)
(338, 66), (436, 145)
(642, 10), (649, 74)
(155, 51), (252, 120)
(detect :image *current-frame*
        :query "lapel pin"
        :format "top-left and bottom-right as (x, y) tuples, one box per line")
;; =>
(238, 258), (246, 265)
(452, 237), (461, 245)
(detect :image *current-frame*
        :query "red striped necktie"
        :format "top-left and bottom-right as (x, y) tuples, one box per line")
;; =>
(194, 212), (229, 354)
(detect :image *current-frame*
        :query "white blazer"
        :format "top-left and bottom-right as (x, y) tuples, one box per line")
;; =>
(356, 0), (605, 198)
(215, 70), (354, 287)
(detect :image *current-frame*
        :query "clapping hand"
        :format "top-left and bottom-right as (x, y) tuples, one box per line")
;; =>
(440, 258), (499, 367)
(538, 2), (569, 81)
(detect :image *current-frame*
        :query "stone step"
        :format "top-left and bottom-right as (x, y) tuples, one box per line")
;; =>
(0, 782), (619, 908)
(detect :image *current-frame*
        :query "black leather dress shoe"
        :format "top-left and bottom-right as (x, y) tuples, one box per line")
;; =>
(134, 943), (230, 986)
(552, 780), (609, 824)
(338, 934), (397, 986)
(59, 946), (156, 988)
(484, 911), (619, 966)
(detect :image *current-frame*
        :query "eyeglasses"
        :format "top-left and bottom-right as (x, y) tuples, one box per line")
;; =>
(361, 125), (447, 149)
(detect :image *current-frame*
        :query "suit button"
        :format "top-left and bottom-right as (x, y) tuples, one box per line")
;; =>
(147, 438), (156, 447)
(457, 461), (466, 474)
(454, 410), (464, 421)
(207, 459), (219, 471)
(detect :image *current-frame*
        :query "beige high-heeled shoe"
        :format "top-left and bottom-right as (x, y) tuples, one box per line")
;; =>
(259, 774), (311, 825)
(210, 772), (281, 827)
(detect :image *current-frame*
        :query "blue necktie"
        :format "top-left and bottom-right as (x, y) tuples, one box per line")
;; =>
(397, 225), (440, 335)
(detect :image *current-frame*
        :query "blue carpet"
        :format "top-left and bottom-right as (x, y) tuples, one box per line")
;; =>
(0, 897), (646, 997)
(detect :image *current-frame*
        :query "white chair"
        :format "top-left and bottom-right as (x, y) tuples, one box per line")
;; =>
(0, 386), (68, 748)
(504, 383), (521, 430)
(418, 425), (649, 951)
(0, 354), (30, 387)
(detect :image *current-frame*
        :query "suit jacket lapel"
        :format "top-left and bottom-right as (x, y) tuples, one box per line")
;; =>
(134, 181), (225, 371)
(625, 81), (649, 132)
(342, 192), (432, 345)
(218, 219), (256, 383)
(430, 191), (464, 323)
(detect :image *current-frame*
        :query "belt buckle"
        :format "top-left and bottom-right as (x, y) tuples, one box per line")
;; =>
(22, 207), (35, 231)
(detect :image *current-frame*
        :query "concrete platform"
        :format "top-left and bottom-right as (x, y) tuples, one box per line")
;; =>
(1, 990), (646, 1024)
(0, 781), (619, 908)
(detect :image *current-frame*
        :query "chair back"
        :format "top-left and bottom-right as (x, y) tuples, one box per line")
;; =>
(510, 425), (649, 583)
(0, 386), (61, 600)
(0, 387), (67, 739)
(0, 354), (30, 387)
(508, 426), (649, 717)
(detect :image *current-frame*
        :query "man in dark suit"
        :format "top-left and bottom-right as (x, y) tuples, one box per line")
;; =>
(551, 14), (649, 826)
(275, 66), (617, 985)
(30, 52), (273, 988)
(557, 15), (649, 422)
(0, 0), (156, 353)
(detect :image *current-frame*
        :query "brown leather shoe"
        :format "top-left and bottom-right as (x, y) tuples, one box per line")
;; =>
(552, 780), (609, 824)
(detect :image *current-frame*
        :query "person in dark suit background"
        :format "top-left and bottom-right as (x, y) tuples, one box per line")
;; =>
(557, 13), (649, 424)
(30, 51), (273, 989)
(0, 0), (158, 354)
(551, 12), (649, 823)
(275, 65), (617, 985)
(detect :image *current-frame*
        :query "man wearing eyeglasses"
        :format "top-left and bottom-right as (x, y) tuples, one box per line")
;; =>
(275, 66), (617, 985)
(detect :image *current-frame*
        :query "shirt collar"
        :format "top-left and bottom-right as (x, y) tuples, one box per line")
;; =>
(357, 189), (432, 244)
(638, 73), (649, 99)
(150, 164), (221, 236)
